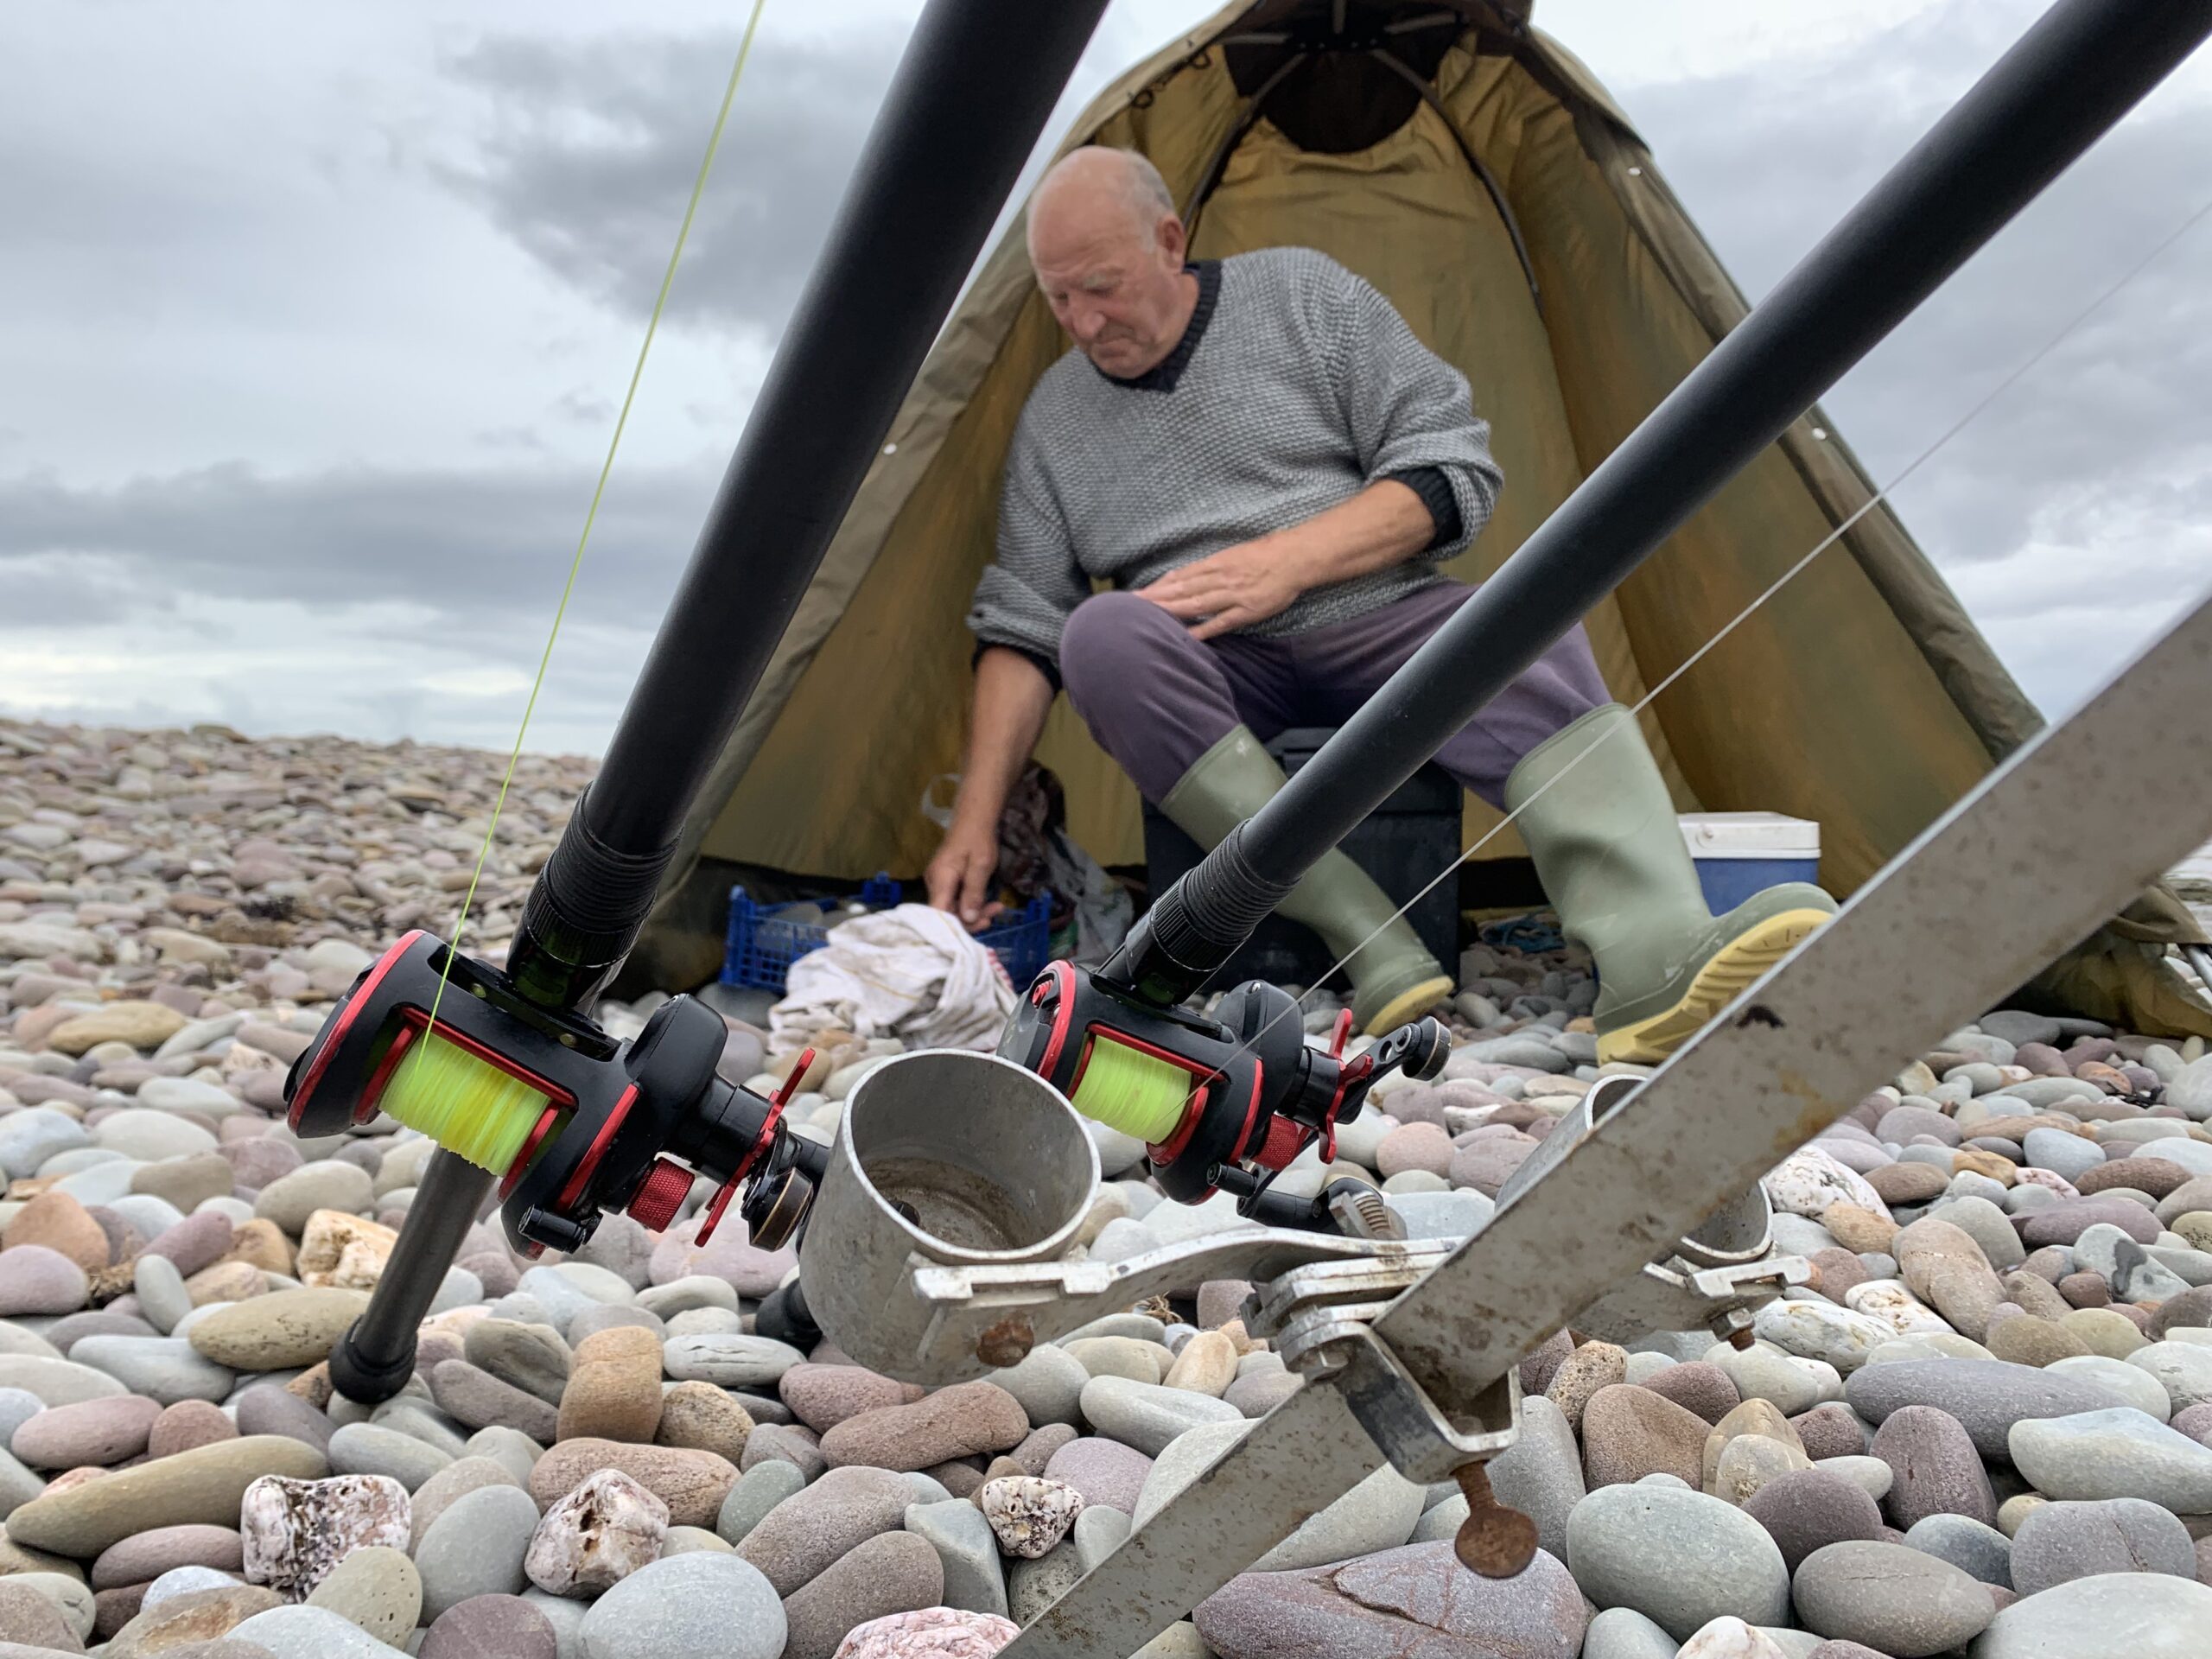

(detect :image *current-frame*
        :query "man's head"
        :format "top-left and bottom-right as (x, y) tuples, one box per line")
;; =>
(1027, 147), (1193, 378)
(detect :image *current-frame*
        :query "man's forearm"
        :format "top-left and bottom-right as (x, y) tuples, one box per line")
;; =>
(953, 646), (1058, 829)
(1269, 476), (1436, 588)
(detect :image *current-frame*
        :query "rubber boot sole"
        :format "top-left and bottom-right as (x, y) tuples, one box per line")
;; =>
(1361, 974), (1455, 1038)
(1596, 908), (1833, 1065)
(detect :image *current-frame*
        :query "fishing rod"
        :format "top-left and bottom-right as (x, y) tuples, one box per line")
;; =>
(290, 0), (2212, 1401)
(283, 0), (1113, 1404)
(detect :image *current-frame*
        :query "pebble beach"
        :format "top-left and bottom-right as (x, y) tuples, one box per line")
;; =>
(3, 715), (2212, 1659)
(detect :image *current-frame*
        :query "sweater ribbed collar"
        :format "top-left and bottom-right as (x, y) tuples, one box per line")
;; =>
(1094, 261), (1221, 394)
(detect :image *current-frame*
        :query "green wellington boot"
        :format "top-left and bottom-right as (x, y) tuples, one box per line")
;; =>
(1506, 703), (1838, 1065)
(1159, 728), (1454, 1035)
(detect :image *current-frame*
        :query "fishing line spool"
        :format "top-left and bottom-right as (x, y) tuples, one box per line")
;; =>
(998, 958), (1449, 1223)
(285, 930), (824, 1256)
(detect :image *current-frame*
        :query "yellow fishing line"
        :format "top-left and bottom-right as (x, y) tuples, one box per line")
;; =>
(1069, 1035), (1193, 1144)
(398, 3), (771, 1146)
(380, 1030), (551, 1175)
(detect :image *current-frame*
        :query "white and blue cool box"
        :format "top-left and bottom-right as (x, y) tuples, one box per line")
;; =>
(1678, 812), (1821, 913)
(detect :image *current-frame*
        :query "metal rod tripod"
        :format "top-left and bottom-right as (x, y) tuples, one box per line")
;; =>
(1007, 584), (2212, 1657)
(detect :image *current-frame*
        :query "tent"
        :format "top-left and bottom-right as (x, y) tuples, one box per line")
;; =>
(632, 0), (2209, 1037)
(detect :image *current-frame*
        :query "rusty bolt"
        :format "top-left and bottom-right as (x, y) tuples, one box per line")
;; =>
(1728, 1325), (1758, 1351)
(975, 1314), (1035, 1370)
(1452, 1463), (1538, 1580)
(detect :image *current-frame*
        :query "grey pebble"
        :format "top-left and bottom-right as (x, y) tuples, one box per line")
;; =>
(1564, 1483), (1789, 1641)
(415, 1483), (540, 1620)
(70, 1334), (233, 1405)
(716, 1459), (805, 1546)
(575, 1552), (785, 1659)
(133, 1255), (194, 1335)
(327, 1421), (454, 1491)
(904, 1497), (1007, 1618)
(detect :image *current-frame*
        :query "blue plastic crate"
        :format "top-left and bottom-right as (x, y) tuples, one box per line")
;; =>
(721, 874), (1054, 995)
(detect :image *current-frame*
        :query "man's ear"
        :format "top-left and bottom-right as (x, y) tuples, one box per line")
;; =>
(1157, 213), (1189, 266)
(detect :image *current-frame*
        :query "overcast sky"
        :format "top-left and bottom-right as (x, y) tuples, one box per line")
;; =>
(2, 0), (2207, 756)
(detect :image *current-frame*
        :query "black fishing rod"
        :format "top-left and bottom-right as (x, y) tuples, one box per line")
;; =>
(995, 0), (2212, 1207)
(290, 0), (2212, 1403)
(1103, 0), (2212, 999)
(285, 0), (1112, 1403)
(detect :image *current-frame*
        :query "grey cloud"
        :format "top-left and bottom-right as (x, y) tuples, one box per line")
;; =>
(1618, 2), (2212, 579)
(433, 29), (904, 337)
(0, 461), (713, 629)
(0, 460), (709, 749)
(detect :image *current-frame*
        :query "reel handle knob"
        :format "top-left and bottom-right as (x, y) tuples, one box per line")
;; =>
(626, 1157), (696, 1233)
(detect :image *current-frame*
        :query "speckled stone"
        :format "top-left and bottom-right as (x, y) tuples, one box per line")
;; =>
(829, 1608), (1019, 1659)
(977, 1476), (1084, 1559)
(524, 1468), (668, 1599)
(240, 1471), (410, 1599)
(1872, 1405), (1994, 1530)
(1545, 1342), (1628, 1430)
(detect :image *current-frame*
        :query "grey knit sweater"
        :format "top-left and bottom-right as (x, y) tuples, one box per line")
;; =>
(966, 246), (1502, 675)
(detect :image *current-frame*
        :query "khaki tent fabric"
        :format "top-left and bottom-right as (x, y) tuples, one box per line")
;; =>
(647, 0), (2208, 1034)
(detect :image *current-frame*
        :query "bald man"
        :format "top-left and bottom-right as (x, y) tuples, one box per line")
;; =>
(928, 148), (1834, 1054)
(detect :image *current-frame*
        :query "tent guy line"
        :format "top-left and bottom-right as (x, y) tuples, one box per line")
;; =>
(1209, 181), (2212, 1077)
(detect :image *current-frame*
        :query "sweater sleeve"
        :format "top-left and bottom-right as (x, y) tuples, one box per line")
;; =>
(965, 404), (1092, 671)
(1317, 259), (1503, 562)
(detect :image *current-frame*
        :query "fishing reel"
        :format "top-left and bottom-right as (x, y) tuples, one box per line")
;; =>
(284, 931), (823, 1256)
(999, 960), (1449, 1229)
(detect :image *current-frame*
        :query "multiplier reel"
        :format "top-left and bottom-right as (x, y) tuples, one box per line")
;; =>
(997, 960), (1449, 1230)
(284, 930), (823, 1257)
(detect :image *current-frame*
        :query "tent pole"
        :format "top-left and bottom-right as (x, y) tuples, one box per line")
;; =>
(505, 0), (1111, 1011)
(1110, 0), (2212, 1000)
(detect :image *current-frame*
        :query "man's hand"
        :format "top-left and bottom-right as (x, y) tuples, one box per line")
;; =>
(925, 818), (1006, 931)
(1135, 538), (1302, 640)
(926, 647), (1055, 931)
(1135, 478), (1438, 641)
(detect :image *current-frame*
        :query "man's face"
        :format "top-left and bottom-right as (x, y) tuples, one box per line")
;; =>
(1029, 195), (1191, 378)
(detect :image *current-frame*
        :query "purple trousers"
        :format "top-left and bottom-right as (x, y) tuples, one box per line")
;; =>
(1058, 583), (1609, 807)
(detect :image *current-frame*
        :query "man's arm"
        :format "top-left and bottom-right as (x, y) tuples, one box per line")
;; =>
(1325, 262), (1502, 557)
(925, 646), (1058, 927)
(1137, 475), (1434, 639)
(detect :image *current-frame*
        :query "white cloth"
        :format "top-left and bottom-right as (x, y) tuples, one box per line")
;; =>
(770, 903), (1015, 1052)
